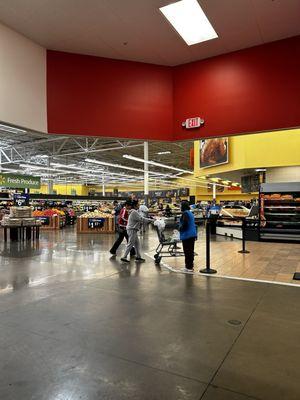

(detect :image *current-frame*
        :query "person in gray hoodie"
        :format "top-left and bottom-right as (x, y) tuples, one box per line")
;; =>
(121, 199), (153, 263)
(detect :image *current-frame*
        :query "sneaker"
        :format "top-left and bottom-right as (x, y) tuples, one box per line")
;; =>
(182, 268), (194, 273)
(121, 257), (130, 263)
(135, 257), (146, 262)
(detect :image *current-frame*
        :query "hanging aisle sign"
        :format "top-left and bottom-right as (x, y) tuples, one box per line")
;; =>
(0, 173), (41, 189)
(13, 193), (30, 206)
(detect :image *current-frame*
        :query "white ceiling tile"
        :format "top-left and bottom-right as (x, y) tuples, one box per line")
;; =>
(0, 0), (298, 65)
(252, 0), (300, 42)
(200, 0), (263, 51)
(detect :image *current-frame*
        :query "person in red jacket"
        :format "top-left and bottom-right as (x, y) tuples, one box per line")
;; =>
(110, 200), (135, 256)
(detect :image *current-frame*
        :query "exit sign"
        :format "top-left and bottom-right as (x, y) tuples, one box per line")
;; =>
(182, 117), (204, 129)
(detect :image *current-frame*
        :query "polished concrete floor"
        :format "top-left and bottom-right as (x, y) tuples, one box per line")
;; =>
(0, 226), (299, 399)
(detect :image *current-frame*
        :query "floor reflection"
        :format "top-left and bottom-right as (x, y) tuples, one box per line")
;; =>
(0, 240), (42, 258)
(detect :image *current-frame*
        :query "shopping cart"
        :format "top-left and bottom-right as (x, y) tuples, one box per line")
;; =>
(153, 222), (185, 265)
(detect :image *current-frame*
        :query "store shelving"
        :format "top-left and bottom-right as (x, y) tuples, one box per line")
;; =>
(259, 182), (300, 242)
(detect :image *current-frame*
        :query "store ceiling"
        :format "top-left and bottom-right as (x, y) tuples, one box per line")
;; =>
(0, 124), (193, 186)
(0, 0), (299, 66)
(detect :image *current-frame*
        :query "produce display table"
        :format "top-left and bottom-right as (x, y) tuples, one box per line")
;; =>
(1, 224), (40, 242)
(77, 217), (115, 234)
(35, 215), (60, 230)
(59, 215), (66, 228)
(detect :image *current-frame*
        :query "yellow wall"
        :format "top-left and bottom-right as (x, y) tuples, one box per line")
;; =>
(194, 128), (300, 176)
(189, 128), (300, 201)
(31, 184), (48, 194)
(31, 184), (91, 195)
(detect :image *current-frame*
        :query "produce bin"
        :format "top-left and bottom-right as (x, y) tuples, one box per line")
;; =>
(77, 217), (115, 234)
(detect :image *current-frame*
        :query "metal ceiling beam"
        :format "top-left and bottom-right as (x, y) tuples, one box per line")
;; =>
(0, 149), (11, 163)
(71, 138), (86, 151)
(55, 138), (71, 154)
(52, 143), (144, 158)
(1, 135), (69, 150)
(89, 138), (99, 150)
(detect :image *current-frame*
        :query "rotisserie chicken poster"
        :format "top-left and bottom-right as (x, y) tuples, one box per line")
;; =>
(200, 137), (229, 168)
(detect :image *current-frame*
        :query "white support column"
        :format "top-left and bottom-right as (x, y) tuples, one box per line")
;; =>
(102, 175), (105, 196)
(213, 183), (216, 200)
(144, 141), (149, 204)
(47, 157), (53, 194)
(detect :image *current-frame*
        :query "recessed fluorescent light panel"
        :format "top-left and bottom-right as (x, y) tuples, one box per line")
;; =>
(123, 154), (193, 174)
(159, 0), (218, 46)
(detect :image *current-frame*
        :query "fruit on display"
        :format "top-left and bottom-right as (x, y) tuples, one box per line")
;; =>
(79, 210), (114, 218)
(100, 206), (112, 213)
(32, 208), (65, 217)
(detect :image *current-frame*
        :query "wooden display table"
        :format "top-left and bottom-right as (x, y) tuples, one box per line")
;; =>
(35, 215), (60, 230)
(1, 225), (40, 242)
(77, 217), (115, 234)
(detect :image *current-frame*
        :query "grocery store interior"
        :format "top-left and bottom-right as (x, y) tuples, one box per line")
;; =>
(0, 1), (300, 399)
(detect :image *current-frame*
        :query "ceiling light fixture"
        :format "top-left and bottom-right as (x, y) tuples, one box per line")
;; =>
(157, 151), (171, 155)
(51, 162), (104, 173)
(85, 158), (144, 173)
(19, 163), (74, 175)
(0, 167), (23, 172)
(123, 154), (193, 174)
(159, 0), (218, 46)
(85, 158), (171, 177)
(20, 163), (57, 172)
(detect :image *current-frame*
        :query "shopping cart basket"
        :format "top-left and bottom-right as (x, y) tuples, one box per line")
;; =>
(153, 225), (185, 265)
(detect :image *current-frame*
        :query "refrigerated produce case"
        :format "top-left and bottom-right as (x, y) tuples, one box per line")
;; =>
(259, 182), (300, 242)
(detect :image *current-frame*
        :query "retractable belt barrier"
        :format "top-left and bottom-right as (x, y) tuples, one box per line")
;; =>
(196, 215), (252, 274)
(238, 218), (250, 254)
(204, 215), (251, 254)
(199, 218), (217, 275)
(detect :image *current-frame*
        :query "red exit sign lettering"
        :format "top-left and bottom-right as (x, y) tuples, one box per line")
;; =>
(182, 117), (204, 129)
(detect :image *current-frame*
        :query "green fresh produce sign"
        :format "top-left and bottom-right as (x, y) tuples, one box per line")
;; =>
(0, 173), (41, 189)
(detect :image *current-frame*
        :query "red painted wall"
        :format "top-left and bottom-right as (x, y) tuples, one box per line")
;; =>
(47, 51), (173, 140)
(173, 36), (300, 140)
(47, 36), (300, 141)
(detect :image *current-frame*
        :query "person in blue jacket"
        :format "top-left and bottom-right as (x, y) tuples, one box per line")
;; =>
(179, 201), (197, 272)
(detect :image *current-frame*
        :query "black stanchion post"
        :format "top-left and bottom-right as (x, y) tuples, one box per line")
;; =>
(238, 218), (250, 254)
(200, 219), (217, 274)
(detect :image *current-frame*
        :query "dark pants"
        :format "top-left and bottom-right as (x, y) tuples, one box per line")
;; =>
(182, 237), (195, 270)
(110, 228), (135, 255)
